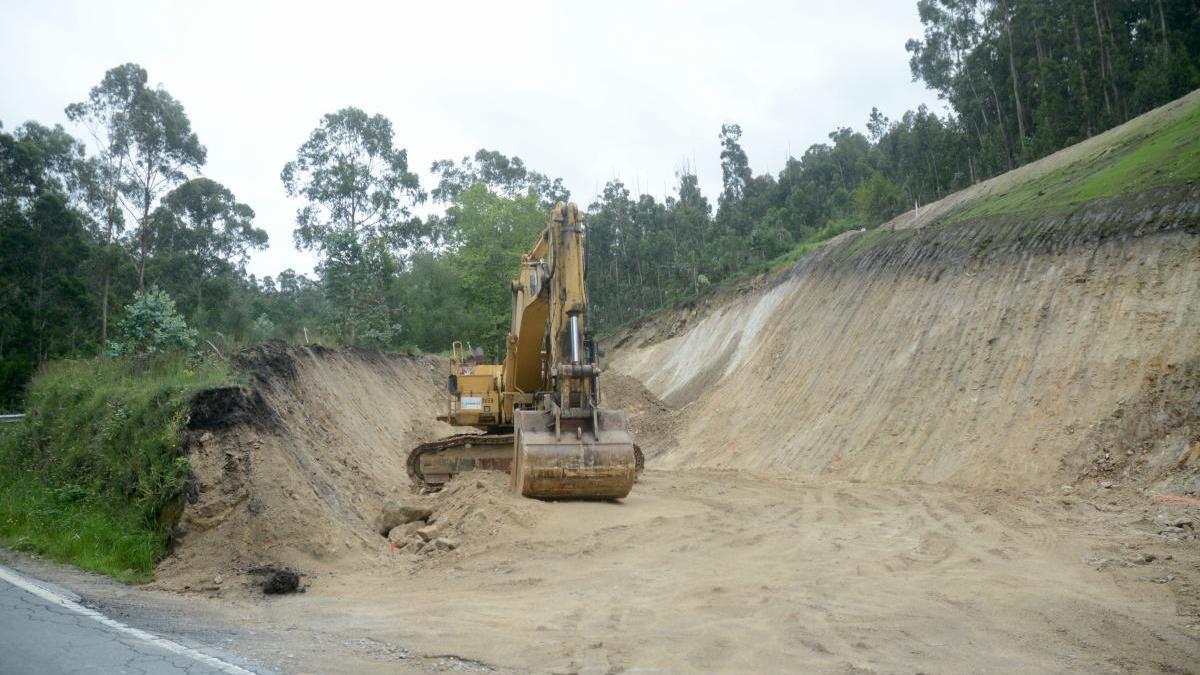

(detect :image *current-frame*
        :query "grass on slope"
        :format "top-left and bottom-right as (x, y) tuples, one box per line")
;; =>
(952, 93), (1200, 222)
(759, 218), (862, 272)
(0, 355), (229, 582)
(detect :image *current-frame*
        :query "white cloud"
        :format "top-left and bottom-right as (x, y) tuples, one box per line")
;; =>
(0, 0), (940, 278)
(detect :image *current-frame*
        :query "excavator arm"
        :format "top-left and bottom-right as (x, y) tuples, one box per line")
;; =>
(508, 203), (635, 498)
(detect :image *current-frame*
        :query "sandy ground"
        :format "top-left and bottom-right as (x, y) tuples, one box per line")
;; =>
(127, 215), (1198, 671)
(8, 468), (1199, 674)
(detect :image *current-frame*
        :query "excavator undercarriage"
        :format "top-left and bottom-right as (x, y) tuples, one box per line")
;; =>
(407, 433), (644, 493)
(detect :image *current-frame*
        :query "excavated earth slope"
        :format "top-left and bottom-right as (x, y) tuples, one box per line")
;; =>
(610, 189), (1200, 491)
(156, 343), (457, 590)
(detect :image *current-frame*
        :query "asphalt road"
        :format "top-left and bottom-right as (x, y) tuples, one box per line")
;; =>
(0, 565), (262, 675)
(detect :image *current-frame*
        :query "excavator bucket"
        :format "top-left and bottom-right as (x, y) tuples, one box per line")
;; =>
(512, 408), (637, 499)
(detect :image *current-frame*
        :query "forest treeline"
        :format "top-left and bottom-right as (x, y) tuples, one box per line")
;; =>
(2, 0), (1198, 405)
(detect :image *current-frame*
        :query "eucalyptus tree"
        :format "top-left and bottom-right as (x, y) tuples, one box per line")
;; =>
(281, 107), (424, 345)
(430, 148), (569, 205)
(66, 62), (206, 346)
(0, 122), (95, 403)
(717, 124), (752, 234)
(149, 177), (266, 318)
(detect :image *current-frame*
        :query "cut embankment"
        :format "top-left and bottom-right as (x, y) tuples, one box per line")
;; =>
(608, 95), (1200, 492)
(154, 343), (457, 591)
(612, 209), (1199, 490)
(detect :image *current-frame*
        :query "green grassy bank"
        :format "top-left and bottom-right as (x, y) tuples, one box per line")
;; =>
(0, 356), (228, 582)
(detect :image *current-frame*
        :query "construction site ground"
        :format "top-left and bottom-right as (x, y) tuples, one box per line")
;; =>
(4, 463), (1198, 674)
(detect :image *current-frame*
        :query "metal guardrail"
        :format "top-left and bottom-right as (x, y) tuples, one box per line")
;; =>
(0, 414), (24, 424)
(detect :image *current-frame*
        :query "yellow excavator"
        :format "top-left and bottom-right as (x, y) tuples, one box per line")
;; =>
(407, 202), (641, 499)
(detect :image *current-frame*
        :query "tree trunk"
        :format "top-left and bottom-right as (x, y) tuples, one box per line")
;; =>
(35, 249), (47, 367)
(989, 79), (1015, 170)
(1103, 7), (1126, 121)
(100, 265), (110, 359)
(138, 175), (151, 291)
(1157, 0), (1170, 61)
(1092, 0), (1114, 119)
(1005, 7), (1028, 154)
(1073, 14), (1094, 137)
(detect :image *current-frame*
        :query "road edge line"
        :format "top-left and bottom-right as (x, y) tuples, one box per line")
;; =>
(0, 563), (257, 675)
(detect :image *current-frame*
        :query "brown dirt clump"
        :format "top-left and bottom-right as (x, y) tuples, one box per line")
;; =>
(599, 370), (679, 459)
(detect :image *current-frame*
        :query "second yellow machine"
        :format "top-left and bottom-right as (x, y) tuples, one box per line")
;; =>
(407, 202), (640, 499)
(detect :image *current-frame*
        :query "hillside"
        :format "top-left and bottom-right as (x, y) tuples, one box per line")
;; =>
(607, 91), (1200, 493)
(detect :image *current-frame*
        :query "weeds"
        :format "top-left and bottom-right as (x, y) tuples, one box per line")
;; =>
(0, 354), (229, 581)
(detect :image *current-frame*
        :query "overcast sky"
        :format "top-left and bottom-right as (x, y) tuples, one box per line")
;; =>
(1, 0), (942, 278)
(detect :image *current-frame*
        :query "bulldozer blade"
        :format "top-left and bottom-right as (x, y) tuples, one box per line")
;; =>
(513, 408), (636, 499)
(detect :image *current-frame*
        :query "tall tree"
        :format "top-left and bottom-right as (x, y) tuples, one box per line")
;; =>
(440, 184), (547, 352)
(430, 148), (569, 205)
(281, 107), (423, 343)
(717, 124), (752, 230)
(65, 65), (133, 350)
(0, 122), (95, 404)
(66, 63), (205, 352)
(148, 177), (266, 318)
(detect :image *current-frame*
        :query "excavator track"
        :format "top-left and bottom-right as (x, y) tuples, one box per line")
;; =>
(408, 433), (644, 492)
(407, 433), (516, 491)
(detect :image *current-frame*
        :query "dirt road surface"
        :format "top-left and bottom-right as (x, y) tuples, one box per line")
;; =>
(10, 468), (1197, 674)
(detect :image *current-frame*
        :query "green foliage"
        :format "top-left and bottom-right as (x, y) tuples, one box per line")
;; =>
(146, 177), (267, 324)
(282, 107), (424, 254)
(907, 0), (1200, 178)
(0, 122), (97, 408)
(7, 4), (1200, 403)
(765, 218), (862, 270)
(109, 287), (197, 357)
(0, 355), (229, 581)
(430, 148), (568, 206)
(281, 107), (423, 345)
(67, 63), (207, 290)
(438, 185), (548, 353)
(854, 173), (904, 225)
(245, 314), (276, 344)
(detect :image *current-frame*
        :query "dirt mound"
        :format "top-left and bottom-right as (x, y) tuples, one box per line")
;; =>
(599, 370), (678, 459)
(392, 472), (542, 562)
(154, 343), (456, 592)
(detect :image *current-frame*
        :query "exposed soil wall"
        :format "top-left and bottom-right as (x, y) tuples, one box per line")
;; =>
(155, 343), (455, 590)
(608, 206), (1200, 491)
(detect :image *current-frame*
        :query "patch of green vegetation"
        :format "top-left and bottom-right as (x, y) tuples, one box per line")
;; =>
(832, 227), (892, 261)
(953, 98), (1200, 222)
(761, 218), (862, 272)
(0, 355), (230, 582)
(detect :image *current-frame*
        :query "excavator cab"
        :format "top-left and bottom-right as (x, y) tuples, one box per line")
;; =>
(442, 341), (503, 428)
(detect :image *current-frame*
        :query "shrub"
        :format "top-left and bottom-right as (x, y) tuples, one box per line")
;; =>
(109, 287), (198, 358)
